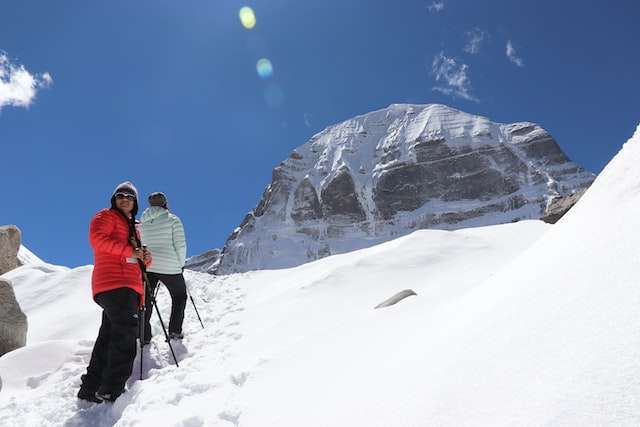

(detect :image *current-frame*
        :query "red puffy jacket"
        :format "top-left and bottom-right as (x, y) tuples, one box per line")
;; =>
(89, 208), (151, 304)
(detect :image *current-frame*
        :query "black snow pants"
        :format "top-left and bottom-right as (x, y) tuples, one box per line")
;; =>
(143, 272), (187, 341)
(80, 287), (139, 395)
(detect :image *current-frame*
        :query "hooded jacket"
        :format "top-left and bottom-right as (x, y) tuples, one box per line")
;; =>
(90, 181), (151, 303)
(140, 206), (187, 275)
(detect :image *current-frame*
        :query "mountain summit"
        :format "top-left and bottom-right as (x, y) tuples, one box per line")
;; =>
(206, 104), (594, 274)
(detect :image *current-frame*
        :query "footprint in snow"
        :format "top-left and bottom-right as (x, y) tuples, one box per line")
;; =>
(178, 415), (205, 427)
(218, 410), (241, 426)
(230, 372), (249, 387)
(26, 372), (50, 389)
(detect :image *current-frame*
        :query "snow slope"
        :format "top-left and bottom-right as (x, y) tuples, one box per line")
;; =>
(17, 245), (45, 266)
(0, 219), (548, 426)
(1, 123), (639, 426)
(2, 263), (96, 343)
(242, 122), (640, 425)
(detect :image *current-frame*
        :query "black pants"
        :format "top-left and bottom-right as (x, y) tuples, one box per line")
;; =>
(144, 272), (187, 340)
(80, 287), (139, 394)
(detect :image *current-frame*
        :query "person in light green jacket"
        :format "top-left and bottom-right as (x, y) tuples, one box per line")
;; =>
(140, 192), (187, 342)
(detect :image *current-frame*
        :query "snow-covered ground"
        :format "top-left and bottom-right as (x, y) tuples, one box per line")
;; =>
(1, 123), (639, 426)
(0, 219), (548, 426)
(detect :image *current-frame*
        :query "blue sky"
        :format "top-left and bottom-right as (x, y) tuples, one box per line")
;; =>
(1, 0), (638, 267)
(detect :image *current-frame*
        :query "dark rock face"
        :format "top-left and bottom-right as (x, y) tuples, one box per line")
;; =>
(291, 178), (322, 223)
(254, 167), (295, 221)
(0, 225), (21, 275)
(374, 160), (520, 220)
(205, 104), (595, 274)
(0, 278), (28, 356)
(320, 167), (366, 221)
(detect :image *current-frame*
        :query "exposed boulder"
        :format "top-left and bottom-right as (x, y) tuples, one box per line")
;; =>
(542, 189), (588, 224)
(0, 278), (28, 356)
(0, 225), (21, 275)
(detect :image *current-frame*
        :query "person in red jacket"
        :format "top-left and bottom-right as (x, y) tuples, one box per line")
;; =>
(77, 181), (152, 403)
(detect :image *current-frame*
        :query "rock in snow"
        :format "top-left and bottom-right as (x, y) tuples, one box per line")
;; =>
(209, 104), (594, 274)
(0, 278), (27, 357)
(0, 225), (28, 357)
(0, 225), (21, 275)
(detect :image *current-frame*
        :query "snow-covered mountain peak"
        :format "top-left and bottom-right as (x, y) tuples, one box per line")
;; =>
(201, 104), (594, 274)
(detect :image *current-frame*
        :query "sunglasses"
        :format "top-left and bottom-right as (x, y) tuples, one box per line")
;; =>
(115, 192), (136, 201)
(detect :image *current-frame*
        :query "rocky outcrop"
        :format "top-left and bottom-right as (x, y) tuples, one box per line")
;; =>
(0, 225), (21, 275)
(0, 278), (28, 356)
(205, 104), (595, 274)
(541, 189), (588, 224)
(184, 249), (222, 274)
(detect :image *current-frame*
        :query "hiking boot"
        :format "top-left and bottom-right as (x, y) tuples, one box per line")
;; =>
(78, 375), (102, 403)
(77, 388), (102, 404)
(168, 332), (184, 340)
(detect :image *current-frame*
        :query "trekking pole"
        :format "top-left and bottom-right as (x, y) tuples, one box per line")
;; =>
(150, 285), (179, 367)
(190, 294), (204, 329)
(139, 305), (145, 379)
(185, 285), (205, 329)
(143, 269), (179, 368)
(131, 239), (179, 375)
(131, 238), (147, 380)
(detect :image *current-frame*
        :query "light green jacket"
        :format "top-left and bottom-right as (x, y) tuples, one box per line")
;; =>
(140, 206), (187, 275)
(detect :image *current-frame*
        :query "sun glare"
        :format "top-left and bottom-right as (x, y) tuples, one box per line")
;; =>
(239, 7), (256, 29)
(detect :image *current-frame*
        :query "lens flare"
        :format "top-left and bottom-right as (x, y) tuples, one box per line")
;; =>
(256, 58), (273, 79)
(239, 7), (256, 29)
